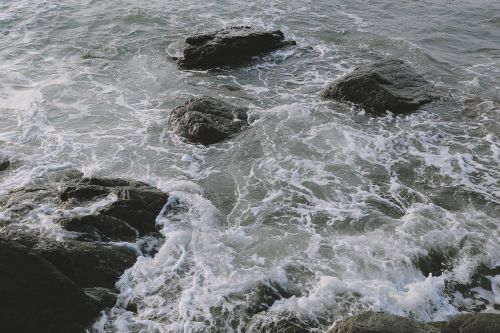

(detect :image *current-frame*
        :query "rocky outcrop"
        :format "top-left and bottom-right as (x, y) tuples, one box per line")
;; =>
(1, 229), (136, 289)
(1, 176), (168, 242)
(329, 312), (500, 333)
(58, 177), (168, 241)
(0, 238), (102, 333)
(178, 26), (296, 70)
(0, 176), (171, 332)
(329, 312), (440, 333)
(413, 248), (500, 311)
(321, 59), (432, 114)
(169, 96), (248, 145)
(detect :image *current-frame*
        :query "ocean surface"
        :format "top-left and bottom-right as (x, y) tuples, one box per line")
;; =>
(1, 0), (499, 332)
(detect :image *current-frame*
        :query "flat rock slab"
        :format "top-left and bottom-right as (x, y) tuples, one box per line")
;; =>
(321, 58), (432, 114)
(178, 26), (296, 70)
(169, 96), (248, 145)
(446, 313), (500, 333)
(330, 312), (440, 333)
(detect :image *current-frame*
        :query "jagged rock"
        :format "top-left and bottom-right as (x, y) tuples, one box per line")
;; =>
(0, 177), (168, 242)
(58, 177), (167, 240)
(1, 229), (136, 289)
(414, 248), (500, 311)
(169, 96), (248, 145)
(178, 26), (296, 69)
(246, 281), (298, 316)
(0, 238), (101, 333)
(321, 59), (432, 114)
(329, 312), (440, 333)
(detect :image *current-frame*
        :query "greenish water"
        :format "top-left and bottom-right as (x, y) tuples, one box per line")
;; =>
(0, 1), (499, 332)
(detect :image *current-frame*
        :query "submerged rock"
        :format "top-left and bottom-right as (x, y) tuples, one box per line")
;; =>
(329, 312), (440, 333)
(321, 58), (432, 114)
(0, 238), (101, 333)
(178, 26), (296, 70)
(169, 96), (248, 145)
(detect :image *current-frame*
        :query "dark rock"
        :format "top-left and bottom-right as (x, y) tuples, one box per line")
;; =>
(247, 312), (318, 333)
(414, 248), (457, 277)
(329, 312), (440, 333)
(446, 313), (500, 333)
(84, 287), (118, 309)
(32, 238), (137, 289)
(321, 59), (432, 114)
(178, 26), (296, 70)
(169, 96), (248, 145)
(0, 229), (136, 289)
(58, 177), (168, 241)
(246, 281), (297, 316)
(0, 238), (101, 333)
(0, 158), (10, 171)
(58, 214), (138, 242)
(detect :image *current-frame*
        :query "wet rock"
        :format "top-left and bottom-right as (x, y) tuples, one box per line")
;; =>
(321, 58), (432, 114)
(62, 178), (168, 237)
(0, 158), (10, 171)
(178, 26), (296, 70)
(247, 312), (318, 333)
(169, 96), (248, 145)
(246, 281), (298, 316)
(58, 214), (139, 242)
(84, 287), (118, 309)
(445, 313), (500, 333)
(0, 238), (101, 333)
(414, 248), (457, 277)
(33, 239), (136, 289)
(329, 312), (440, 333)
(1, 229), (136, 289)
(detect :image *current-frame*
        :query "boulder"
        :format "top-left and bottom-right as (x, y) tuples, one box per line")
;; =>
(0, 238), (101, 333)
(329, 312), (440, 333)
(169, 96), (248, 145)
(1, 229), (136, 289)
(0, 158), (10, 171)
(321, 59), (432, 114)
(246, 281), (298, 316)
(0, 177), (168, 242)
(178, 26), (296, 70)
(59, 178), (168, 237)
(33, 239), (137, 289)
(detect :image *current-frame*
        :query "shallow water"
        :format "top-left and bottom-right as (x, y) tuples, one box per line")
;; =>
(1, 0), (499, 332)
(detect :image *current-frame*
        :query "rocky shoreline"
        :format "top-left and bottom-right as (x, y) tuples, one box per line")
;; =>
(1, 26), (498, 333)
